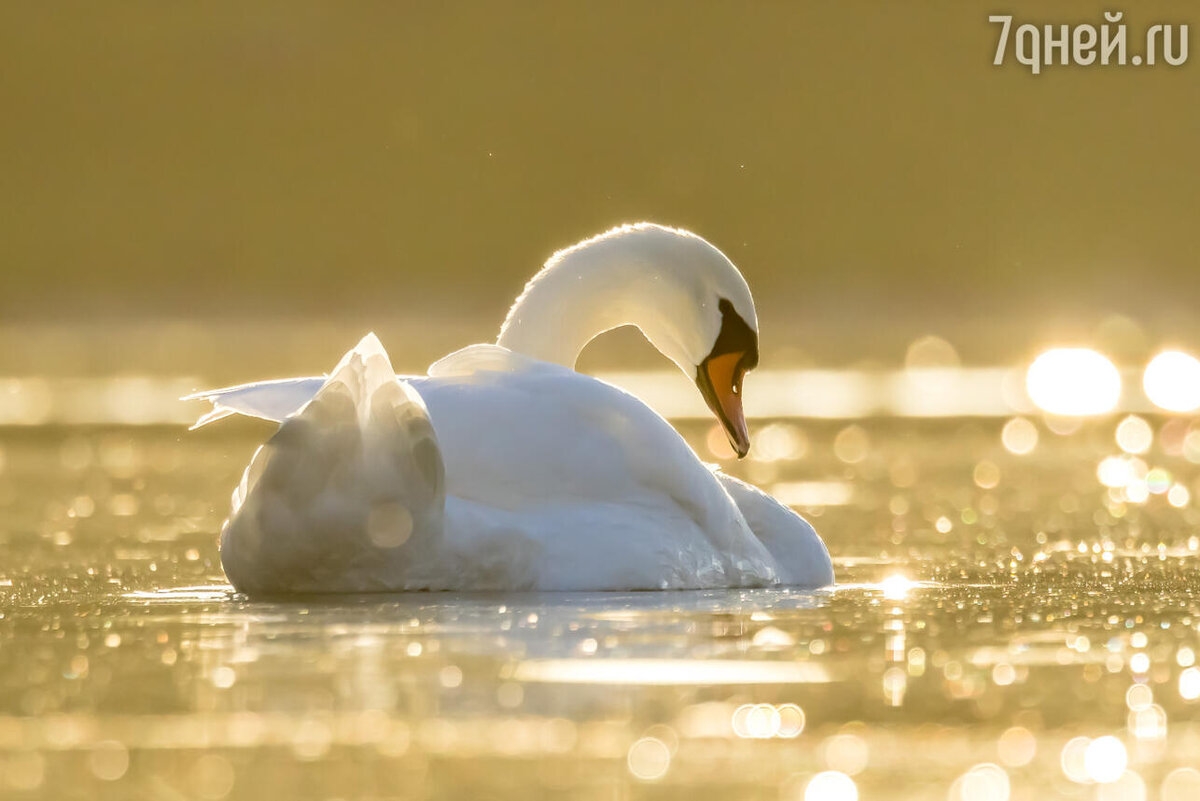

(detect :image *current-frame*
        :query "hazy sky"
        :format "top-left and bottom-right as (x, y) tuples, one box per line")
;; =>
(2, 1), (1197, 363)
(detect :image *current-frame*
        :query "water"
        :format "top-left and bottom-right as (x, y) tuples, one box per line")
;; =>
(4, 406), (1200, 800)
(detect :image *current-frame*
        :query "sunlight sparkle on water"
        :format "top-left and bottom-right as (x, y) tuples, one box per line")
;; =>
(820, 734), (869, 775)
(731, 703), (805, 739)
(949, 763), (1010, 801)
(1084, 736), (1127, 783)
(803, 771), (857, 801)
(879, 575), (916, 600)
(1125, 684), (1153, 710)
(513, 658), (831, 685)
(1179, 667), (1200, 700)
(1060, 737), (1091, 783)
(1026, 349), (1121, 416)
(1097, 455), (1148, 492)
(627, 737), (671, 781)
(996, 727), (1036, 767)
(1097, 771), (1147, 801)
(1127, 703), (1167, 740)
(1001, 417), (1038, 454)
(1115, 416), (1153, 454)
(754, 422), (808, 461)
(1163, 768), (1200, 801)
(1144, 351), (1200, 412)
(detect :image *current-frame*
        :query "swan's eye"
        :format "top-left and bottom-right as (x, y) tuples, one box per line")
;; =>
(731, 364), (748, 396)
(710, 299), (759, 374)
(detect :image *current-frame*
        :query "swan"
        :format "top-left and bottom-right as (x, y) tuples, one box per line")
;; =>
(188, 223), (833, 594)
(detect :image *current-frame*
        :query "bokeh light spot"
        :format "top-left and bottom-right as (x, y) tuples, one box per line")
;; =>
(833, 425), (870, 464)
(1096, 771), (1146, 801)
(950, 763), (1010, 801)
(1115, 416), (1153, 454)
(973, 460), (1000, 489)
(1125, 684), (1153, 710)
(804, 770), (858, 801)
(627, 737), (670, 781)
(997, 726), (1036, 767)
(1179, 667), (1200, 701)
(821, 733), (869, 775)
(1084, 736), (1127, 783)
(1162, 768), (1200, 801)
(87, 740), (130, 782)
(1060, 736), (1091, 783)
(1026, 349), (1120, 416)
(1001, 417), (1038, 455)
(905, 335), (960, 369)
(1144, 351), (1200, 412)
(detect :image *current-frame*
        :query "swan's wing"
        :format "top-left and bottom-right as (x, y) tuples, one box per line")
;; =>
(184, 376), (327, 429)
(219, 333), (446, 595)
(428, 343), (556, 378)
(185, 342), (529, 429)
(714, 472), (833, 588)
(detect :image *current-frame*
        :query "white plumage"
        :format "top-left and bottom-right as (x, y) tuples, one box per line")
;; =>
(190, 224), (833, 593)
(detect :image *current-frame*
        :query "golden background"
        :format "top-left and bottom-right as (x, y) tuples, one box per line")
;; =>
(2, 1), (1196, 369)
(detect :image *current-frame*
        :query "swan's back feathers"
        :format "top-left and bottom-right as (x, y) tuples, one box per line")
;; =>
(219, 334), (447, 594)
(428, 344), (553, 378)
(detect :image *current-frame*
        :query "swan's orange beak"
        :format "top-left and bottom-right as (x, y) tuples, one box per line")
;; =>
(696, 351), (751, 458)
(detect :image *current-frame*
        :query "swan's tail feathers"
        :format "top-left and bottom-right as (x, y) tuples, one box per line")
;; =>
(715, 472), (834, 589)
(184, 376), (328, 429)
(219, 333), (447, 595)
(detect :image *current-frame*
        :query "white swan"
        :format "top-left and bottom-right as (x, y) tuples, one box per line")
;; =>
(189, 223), (833, 594)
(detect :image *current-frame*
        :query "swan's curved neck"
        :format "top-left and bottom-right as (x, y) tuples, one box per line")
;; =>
(496, 236), (657, 368)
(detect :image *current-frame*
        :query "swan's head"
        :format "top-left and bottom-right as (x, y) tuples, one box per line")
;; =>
(500, 223), (760, 457)
(622, 226), (759, 458)
(689, 294), (759, 458)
